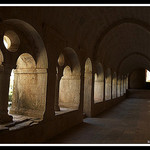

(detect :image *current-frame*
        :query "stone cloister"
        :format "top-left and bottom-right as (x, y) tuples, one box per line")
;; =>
(0, 6), (149, 144)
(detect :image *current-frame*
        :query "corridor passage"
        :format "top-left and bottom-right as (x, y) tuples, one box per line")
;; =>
(48, 98), (150, 144)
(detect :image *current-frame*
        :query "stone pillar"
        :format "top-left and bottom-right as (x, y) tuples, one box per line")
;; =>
(54, 71), (61, 111)
(117, 79), (121, 97)
(43, 66), (57, 121)
(124, 78), (126, 94)
(0, 65), (13, 124)
(111, 76), (113, 100)
(126, 77), (128, 89)
(83, 72), (92, 116)
(117, 80), (119, 97)
(78, 65), (84, 112)
(103, 74), (105, 102)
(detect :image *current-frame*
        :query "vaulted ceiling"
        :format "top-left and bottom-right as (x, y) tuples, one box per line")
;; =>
(0, 6), (150, 76)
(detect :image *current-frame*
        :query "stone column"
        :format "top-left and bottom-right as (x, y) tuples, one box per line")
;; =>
(43, 68), (56, 121)
(111, 77), (113, 100)
(54, 71), (61, 111)
(83, 71), (92, 117)
(103, 74), (105, 102)
(124, 78), (126, 94)
(0, 65), (13, 124)
(126, 77), (128, 89)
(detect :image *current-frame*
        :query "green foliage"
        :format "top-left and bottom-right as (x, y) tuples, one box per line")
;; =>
(8, 93), (12, 102)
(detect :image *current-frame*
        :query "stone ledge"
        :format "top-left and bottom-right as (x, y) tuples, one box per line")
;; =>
(0, 114), (41, 132)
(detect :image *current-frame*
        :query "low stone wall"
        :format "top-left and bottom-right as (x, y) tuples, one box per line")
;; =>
(0, 96), (126, 143)
(126, 89), (150, 99)
(92, 95), (126, 117)
(0, 110), (83, 143)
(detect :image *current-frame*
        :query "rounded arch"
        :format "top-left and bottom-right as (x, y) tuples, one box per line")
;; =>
(94, 18), (150, 59)
(95, 62), (104, 79)
(58, 53), (65, 67)
(63, 65), (72, 76)
(105, 68), (112, 100)
(10, 53), (48, 119)
(129, 68), (146, 89)
(93, 18), (150, 76)
(57, 47), (81, 110)
(85, 57), (92, 74)
(16, 53), (36, 69)
(5, 19), (48, 120)
(3, 30), (20, 52)
(117, 52), (150, 75)
(2, 19), (48, 69)
(94, 62), (104, 103)
(59, 47), (80, 74)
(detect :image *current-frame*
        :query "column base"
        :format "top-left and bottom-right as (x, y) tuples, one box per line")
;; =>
(54, 105), (60, 111)
(0, 113), (13, 124)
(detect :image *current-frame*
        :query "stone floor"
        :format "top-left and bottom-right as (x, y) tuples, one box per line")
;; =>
(47, 98), (150, 144)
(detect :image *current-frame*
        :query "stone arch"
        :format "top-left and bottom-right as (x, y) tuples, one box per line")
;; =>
(16, 53), (36, 69)
(57, 47), (81, 110)
(1, 19), (48, 69)
(0, 19), (49, 120)
(93, 19), (150, 77)
(105, 68), (111, 100)
(117, 52), (150, 75)
(94, 62), (104, 103)
(94, 18), (150, 59)
(61, 47), (80, 74)
(9, 52), (47, 119)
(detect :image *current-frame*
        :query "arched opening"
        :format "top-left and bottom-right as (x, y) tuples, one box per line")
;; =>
(94, 63), (104, 103)
(146, 69), (150, 82)
(0, 19), (48, 124)
(105, 68), (111, 100)
(9, 53), (47, 119)
(129, 69), (146, 89)
(58, 53), (65, 67)
(112, 72), (117, 99)
(8, 69), (14, 111)
(145, 69), (150, 89)
(55, 48), (81, 113)
(117, 76), (121, 97)
(3, 30), (20, 52)
(3, 35), (11, 49)
(84, 58), (92, 116)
